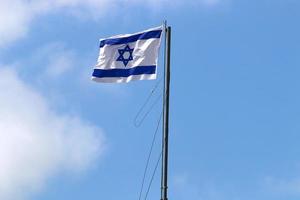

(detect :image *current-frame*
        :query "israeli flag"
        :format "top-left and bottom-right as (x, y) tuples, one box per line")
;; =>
(92, 26), (163, 83)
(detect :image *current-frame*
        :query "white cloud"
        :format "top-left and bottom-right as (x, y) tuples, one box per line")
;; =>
(0, 0), (224, 47)
(0, 0), (107, 47)
(0, 1), (31, 47)
(0, 67), (106, 200)
(32, 43), (75, 78)
(45, 52), (74, 77)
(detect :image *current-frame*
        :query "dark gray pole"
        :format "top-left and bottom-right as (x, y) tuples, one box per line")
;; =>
(161, 23), (171, 200)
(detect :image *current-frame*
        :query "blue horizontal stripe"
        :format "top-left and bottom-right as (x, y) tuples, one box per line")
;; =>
(100, 30), (162, 48)
(92, 65), (156, 78)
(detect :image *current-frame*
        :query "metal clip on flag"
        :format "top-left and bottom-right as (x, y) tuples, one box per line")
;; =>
(92, 26), (163, 83)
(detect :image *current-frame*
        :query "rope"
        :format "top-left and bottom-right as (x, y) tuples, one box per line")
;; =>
(144, 152), (162, 200)
(138, 111), (163, 200)
(134, 78), (163, 127)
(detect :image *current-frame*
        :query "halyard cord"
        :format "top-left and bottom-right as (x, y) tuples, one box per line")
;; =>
(138, 111), (163, 200)
(144, 152), (162, 200)
(134, 77), (163, 127)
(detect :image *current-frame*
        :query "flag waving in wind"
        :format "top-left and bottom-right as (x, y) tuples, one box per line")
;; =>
(92, 26), (163, 83)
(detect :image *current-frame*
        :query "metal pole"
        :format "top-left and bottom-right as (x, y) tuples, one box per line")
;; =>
(161, 22), (171, 200)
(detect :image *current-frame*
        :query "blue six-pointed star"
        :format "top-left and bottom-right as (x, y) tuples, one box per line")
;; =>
(116, 45), (134, 67)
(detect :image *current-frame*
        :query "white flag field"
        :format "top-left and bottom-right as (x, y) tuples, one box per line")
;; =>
(92, 26), (163, 83)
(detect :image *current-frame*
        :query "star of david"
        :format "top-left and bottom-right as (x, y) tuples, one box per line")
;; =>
(116, 44), (134, 67)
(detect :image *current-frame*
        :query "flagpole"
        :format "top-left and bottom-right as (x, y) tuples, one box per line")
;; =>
(161, 21), (171, 200)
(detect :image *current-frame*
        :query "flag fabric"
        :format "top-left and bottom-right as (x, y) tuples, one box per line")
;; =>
(92, 26), (163, 83)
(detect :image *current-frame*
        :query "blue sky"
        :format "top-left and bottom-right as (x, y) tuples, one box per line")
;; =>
(1, 0), (300, 200)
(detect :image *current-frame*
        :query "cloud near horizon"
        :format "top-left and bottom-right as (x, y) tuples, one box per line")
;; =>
(0, 67), (106, 200)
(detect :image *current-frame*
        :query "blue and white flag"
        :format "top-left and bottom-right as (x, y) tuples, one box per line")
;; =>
(92, 26), (163, 83)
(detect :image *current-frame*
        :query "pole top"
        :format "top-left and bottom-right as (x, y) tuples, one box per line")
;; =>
(163, 20), (168, 31)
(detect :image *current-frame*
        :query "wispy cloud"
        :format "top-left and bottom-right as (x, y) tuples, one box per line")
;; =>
(32, 43), (76, 78)
(171, 173), (232, 200)
(264, 175), (300, 196)
(0, 0), (104, 47)
(0, 0), (225, 47)
(0, 67), (106, 200)
(0, 0), (31, 47)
